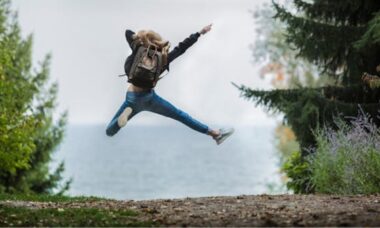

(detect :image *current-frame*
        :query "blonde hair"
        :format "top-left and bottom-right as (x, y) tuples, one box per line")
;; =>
(133, 30), (170, 66)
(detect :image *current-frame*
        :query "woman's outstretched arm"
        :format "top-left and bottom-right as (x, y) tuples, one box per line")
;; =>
(167, 24), (213, 64)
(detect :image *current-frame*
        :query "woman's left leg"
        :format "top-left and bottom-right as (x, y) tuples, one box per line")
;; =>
(105, 100), (138, 136)
(147, 92), (209, 134)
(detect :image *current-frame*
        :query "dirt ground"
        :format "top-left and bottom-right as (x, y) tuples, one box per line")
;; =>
(2, 194), (380, 226)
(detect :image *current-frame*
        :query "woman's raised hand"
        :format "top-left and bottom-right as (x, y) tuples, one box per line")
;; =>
(200, 24), (212, 35)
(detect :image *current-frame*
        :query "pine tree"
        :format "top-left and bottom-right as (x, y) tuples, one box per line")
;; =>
(238, 0), (380, 157)
(0, 0), (70, 194)
(275, 0), (380, 85)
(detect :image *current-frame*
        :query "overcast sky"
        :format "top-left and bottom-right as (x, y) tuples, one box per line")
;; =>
(11, 0), (276, 127)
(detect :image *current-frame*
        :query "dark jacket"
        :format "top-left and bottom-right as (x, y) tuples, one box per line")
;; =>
(124, 29), (201, 76)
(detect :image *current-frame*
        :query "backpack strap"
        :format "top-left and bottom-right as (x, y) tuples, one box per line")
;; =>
(155, 52), (162, 77)
(131, 40), (141, 51)
(157, 71), (169, 80)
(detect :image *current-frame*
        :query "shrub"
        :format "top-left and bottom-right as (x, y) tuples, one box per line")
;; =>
(310, 111), (380, 194)
(0, 0), (69, 194)
(282, 150), (313, 193)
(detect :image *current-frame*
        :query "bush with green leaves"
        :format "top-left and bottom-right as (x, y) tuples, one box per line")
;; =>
(282, 150), (313, 194)
(0, 0), (70, 194)
(310, 111), (380, 194)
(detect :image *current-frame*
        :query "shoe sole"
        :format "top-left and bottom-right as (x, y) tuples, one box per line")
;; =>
(117, 107), (132, 127)
(216, 128), (235, 145)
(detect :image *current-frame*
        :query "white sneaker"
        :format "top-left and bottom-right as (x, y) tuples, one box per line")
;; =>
(214, 128), (235, 145)
(117, 107), (133, 128)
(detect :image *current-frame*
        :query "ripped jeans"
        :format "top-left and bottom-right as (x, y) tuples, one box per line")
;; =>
(106, 90), (209, 136)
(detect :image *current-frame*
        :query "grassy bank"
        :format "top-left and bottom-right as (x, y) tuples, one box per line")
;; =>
(0, 194), (156, 227)
(0, 193), (103, 203)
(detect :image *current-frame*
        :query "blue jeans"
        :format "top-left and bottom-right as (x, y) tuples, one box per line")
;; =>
(106, 90), (209, 136)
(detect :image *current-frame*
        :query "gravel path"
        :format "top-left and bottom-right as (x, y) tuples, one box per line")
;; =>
(2, 194), (380, 226)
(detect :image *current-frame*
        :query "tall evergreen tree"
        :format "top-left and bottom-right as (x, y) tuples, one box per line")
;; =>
(237, 0), (380, 156)
(0, 0), (70, 194)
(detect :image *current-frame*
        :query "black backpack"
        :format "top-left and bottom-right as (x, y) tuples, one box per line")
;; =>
(127, 43), (165, 88)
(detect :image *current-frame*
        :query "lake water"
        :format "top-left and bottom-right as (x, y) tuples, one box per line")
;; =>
(53, 124), (281, 200)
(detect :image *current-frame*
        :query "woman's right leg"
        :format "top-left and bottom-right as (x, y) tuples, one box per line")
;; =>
(146, 91), (235, 144)
(105, 100), (137, 136)
(147, 92), (210, 135)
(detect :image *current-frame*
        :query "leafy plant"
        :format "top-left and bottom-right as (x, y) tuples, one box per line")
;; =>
(310, 111), (380, 194)
(282, 150), (313, 193)
(0, 0), (70, 194)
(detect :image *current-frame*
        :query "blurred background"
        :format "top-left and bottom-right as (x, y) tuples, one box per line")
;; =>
(4, 0), (380, 201)
(10, 0), (284, 200)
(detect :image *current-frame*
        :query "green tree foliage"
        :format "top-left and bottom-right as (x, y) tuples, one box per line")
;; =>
(238, 0), (380, 156)
(0, 0), (70, 194)
(238, 85), (380, 152)
(354, 12), (380, 50)
(273, 0), (380, 85)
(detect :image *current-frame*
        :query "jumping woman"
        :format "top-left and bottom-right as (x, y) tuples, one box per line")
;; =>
(106, 24), (234, 145)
